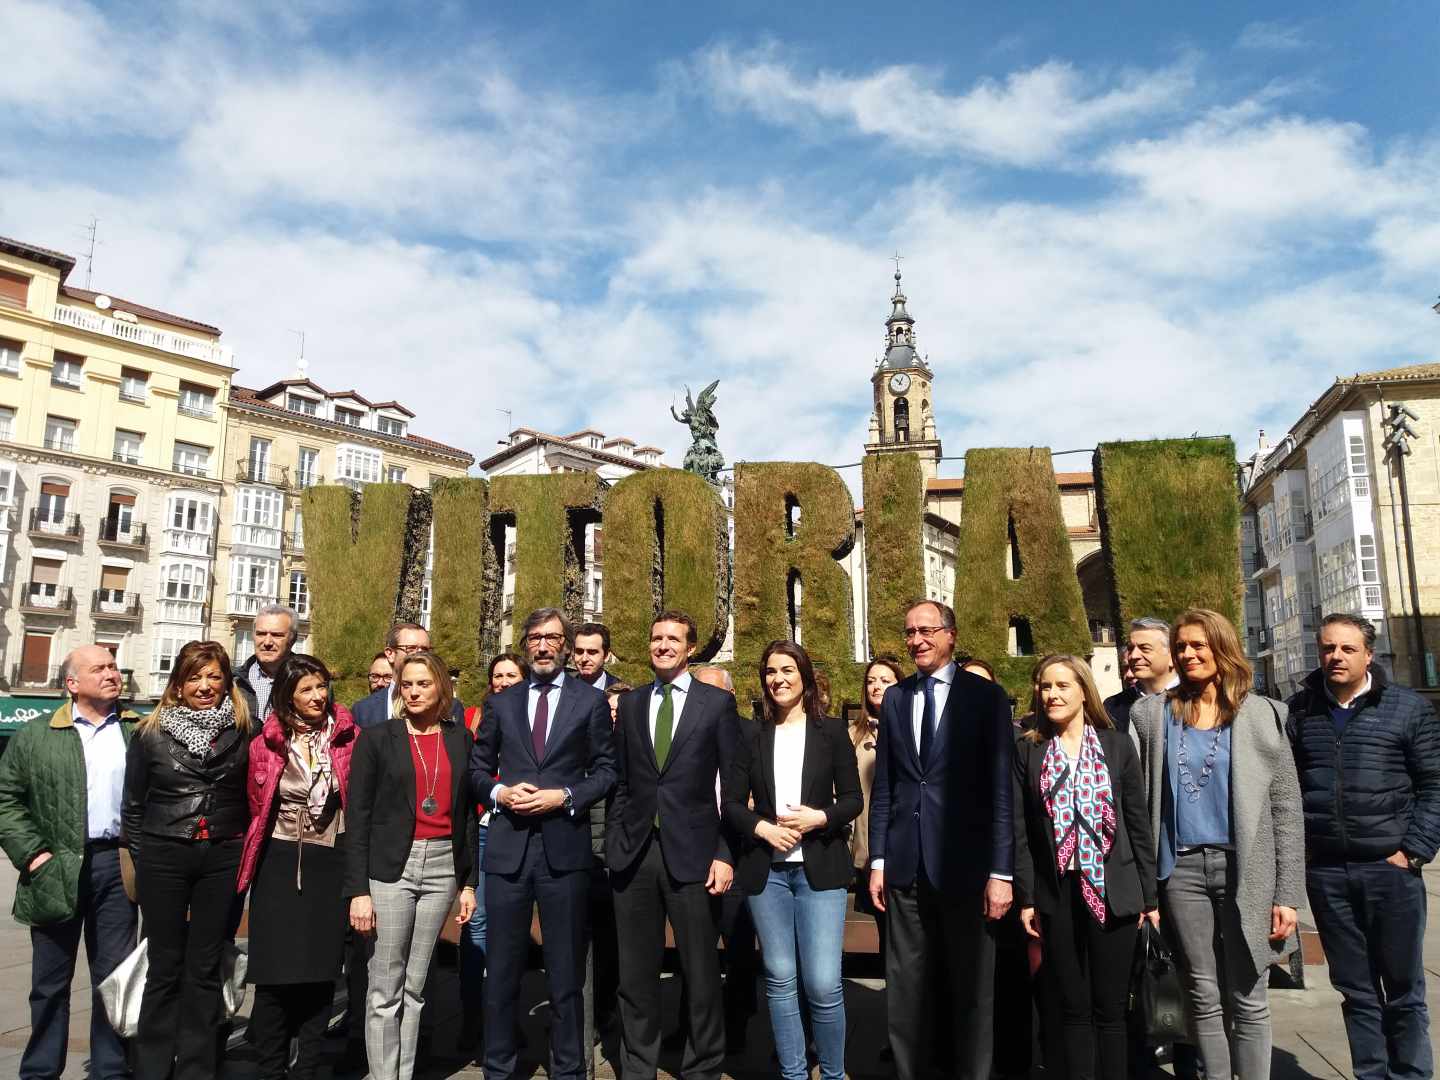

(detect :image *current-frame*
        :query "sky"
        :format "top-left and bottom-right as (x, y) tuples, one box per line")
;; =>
(2, 1), (1438, 484)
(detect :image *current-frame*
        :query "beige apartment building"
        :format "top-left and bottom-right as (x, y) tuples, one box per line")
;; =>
(0, 235), (232, 701)
(211, 379), (473, 660)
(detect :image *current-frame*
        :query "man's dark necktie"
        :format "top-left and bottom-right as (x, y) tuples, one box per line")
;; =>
(919, 675), (938, 768)
(532, 683), (553, 761)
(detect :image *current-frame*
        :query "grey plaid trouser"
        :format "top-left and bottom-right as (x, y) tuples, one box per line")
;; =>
(366, 838), (457, 1080)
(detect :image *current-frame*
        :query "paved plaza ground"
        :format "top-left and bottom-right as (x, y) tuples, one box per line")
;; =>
(2, 858), (1438, 1078)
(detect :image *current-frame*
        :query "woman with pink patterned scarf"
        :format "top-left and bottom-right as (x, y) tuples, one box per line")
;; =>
(1012, 654), (1158, 1080)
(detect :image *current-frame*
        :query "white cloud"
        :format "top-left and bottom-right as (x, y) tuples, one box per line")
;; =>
(1236, 21), (1310, 52)
(693, 44), (1195, 166)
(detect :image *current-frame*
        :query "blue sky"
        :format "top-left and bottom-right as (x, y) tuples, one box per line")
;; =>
(2, 1), (1438, 479)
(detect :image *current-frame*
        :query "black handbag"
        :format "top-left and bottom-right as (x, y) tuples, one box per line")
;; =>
(1132, 922), (1190, 1043)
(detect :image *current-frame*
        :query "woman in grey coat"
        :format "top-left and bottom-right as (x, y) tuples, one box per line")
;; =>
(1130, 608), (1304, 1080)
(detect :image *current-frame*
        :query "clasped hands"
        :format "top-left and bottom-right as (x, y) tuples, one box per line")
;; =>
(754, 804), (829, 855)
(495, 782), (566, 816)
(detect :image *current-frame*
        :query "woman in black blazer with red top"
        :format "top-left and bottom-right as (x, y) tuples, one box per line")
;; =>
(1013, 654), (1157, 1080)
(725, 641), (862, 1080)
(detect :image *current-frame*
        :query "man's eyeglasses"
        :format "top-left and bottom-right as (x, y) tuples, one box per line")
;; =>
(393, 643), (427, 654)
(525, 632), (566, 647)
(903, 626), (951, 640)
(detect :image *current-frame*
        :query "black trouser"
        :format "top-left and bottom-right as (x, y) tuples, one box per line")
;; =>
(250, 982), (333, 1080)
(613, 834), (725, 1080)
(1308, 859), (1433, 1080)
(992, 906), (1035, 1076)
(886, 871), (995, 1080)
(1037, 872), (1137, 1080)
(590, 864), (619, 1027)
(133, 835), (243, 1080)
(23, 844), (137, 1080)
(716, 887), (758, 1028)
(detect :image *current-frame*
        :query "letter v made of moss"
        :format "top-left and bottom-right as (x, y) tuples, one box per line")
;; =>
(1094, 437), (1242, 631)
(952, 448), (1092, 698)
(304, 483), (426, 705)
(489, 473), (604, 630)
(733, 462), (858, 705)
(602, 468), (730, 685)
(861, 452), (927, 664)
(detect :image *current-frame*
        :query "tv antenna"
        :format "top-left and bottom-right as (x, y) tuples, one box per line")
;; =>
(496, 408), (513, 445)
(80, 216), (101, 290)
(288, 329), (307, 378)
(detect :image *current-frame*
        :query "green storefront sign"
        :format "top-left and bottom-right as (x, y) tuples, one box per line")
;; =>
(0, 695), (153, 735)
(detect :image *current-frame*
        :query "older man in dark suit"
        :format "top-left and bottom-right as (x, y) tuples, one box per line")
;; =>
(471, 608), (616, 1080)
(868, 598), (1015, 1080)
(606, 610), (747, 1080)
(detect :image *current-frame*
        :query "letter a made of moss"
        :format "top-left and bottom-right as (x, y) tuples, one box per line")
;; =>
(489, 473), (604, 629)
(602, 468), (730, 683)
(305, 483), (423, 705)
(953, 448), (1092, 698)
(429, 476), (496, 706)
(1094, 438), (1242, 631)
(861, 453), (927, 664)
(733, 462), (858, 704)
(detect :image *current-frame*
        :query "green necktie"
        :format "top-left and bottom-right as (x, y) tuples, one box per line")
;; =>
(654, 683), (675, 827)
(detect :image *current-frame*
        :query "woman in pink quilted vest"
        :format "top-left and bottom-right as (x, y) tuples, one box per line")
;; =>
(236, 653), (358, 1080)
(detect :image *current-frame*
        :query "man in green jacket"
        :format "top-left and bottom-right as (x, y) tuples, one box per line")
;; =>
(0, 645), (139, 1080)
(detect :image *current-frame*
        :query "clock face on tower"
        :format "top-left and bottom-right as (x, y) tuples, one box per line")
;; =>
(888, 372), (912, 393)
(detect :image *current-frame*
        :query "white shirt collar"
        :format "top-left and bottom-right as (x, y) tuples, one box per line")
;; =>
(531, 671), (566, 693)
(922, 661), (956, 687)
(1327, 673), (1372, 709)
(655, 670), (693, 695)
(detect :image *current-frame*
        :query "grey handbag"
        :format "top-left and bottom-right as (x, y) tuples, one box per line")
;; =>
(100, 938), (250, 1038)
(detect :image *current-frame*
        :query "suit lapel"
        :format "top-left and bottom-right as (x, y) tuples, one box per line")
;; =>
(929, 671), (958, 766)
(443, 721), (468, 808)
(515, 689), (540, 769)
(798, 719), (821, 809)
(898, 674), (923, 770)
(631, 689), (657, 774)
(392, 720), (417, 816)
(661, 681), (701, 774)
(760, 719), (778, 812)
(539, 680), (581, 765)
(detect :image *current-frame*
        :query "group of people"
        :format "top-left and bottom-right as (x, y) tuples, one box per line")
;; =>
(0, 596), (1435, 1080)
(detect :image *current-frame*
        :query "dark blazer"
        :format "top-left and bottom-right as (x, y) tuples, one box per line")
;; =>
(605, 676), (748, 883)
(469, 675), (616, 875)
(726, 714), (863, 894)
(1011, 727), (1157, 919)
(343, 715), (476, 897)
(351, 686), (466, 730)
(122, 716), (254, 859)
(868, 666), (1015, 893)
(1103, 686), (1140, 735)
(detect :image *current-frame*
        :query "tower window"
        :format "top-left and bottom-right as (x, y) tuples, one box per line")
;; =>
(894, 397), (910, 442)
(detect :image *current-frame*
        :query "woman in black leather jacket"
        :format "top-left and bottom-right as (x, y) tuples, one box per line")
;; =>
(122, 640), (254, 1079)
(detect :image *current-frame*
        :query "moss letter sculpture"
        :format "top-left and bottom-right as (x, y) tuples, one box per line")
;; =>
(490, 473), (604, 628)
(862, 453), (927, 664)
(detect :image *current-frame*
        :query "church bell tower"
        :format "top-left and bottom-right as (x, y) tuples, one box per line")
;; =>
(864, 266), (942, 479)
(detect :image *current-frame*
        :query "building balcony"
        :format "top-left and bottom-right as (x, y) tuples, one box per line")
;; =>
(19, 585), (75, 615)
(235, 458), (293, 488)
(171, 462), (211, 478)
(228, 592), (273, 616)
(161, 529), (213, 557)
(52, 303), (232, 366)
(0, 505), (15, 531)
(295, 472), (324, 490)
(27, 510), (82, 542)
(9, 664), (63, 690)
(156, 598), (209, 625)
(97, 519), (148, 551)
(112, 451), (144, 466)
(92, 589), (142, 621)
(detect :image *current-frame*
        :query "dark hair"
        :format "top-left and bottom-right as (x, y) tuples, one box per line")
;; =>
(575, 622), (611, 653)
(605, 681), (633, 698)
(653, 609), (698, 646)
(521, 608), (573, 652)
(147, 641), (250, 732)
(905, 597), (956, 631)
(370, 651), (390, 667)
(959, 656), (998, 682)
(271, 654), (334, 732)
(757, 640), (823, 726)
(1319, 612), (1377, 650)
(385, 621), (428, 650)
(861, 655), (906, 722)
(488, 651), (529, 681)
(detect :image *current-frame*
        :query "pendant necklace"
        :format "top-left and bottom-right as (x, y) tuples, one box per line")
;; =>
(410, 726), (441, 815)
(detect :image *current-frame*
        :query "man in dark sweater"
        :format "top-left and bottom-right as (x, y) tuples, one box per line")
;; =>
(1288, 613), (1440, 1080)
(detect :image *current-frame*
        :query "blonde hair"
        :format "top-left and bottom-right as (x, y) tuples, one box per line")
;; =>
(142, 641), (251, 732)
(1022, 654), (1112, 743)
(1168, 608), (1252, 728)
(394, 651), (454, 724)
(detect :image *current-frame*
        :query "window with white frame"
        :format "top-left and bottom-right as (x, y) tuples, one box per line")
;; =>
(113, 429), (143, 464)
(178, 383), (215, 417)
(297, 447), (320, 487)
(162, 561), (208, 601)
(292, 508), (304, 549)
(230, 556), (279, 608)
(337, 445), (382, 483)
(153, 635), (182, 674)
(288, 569), (309, 616)
(0, 406), (13, 442)
(120, 368), (147, 402)
(44, 416), (76, 451)
(378, 416), (406, 437)
(234, 486), (283, 546)
(234, 627), (254, 664)
(172, 441), (210, 476)
(0, 463), (15, 506)
(386, 465), (407, 484)
(169, 494), (215, 534)
(0, 337), (20, 374)
(335, 406), (363, 427)
(286, 394), (318, 416)
(247, 437), (271, 482)
(51, 353), (83, 388)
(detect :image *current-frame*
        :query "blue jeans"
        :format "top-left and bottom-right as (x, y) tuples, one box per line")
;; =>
(460, 823), (488, 1011)
(1308, 859), (1432, 1080)
(747, 864), (848, 1080)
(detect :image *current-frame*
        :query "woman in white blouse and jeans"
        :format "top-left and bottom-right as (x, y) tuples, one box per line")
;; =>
(725, 641), (863, 1080)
